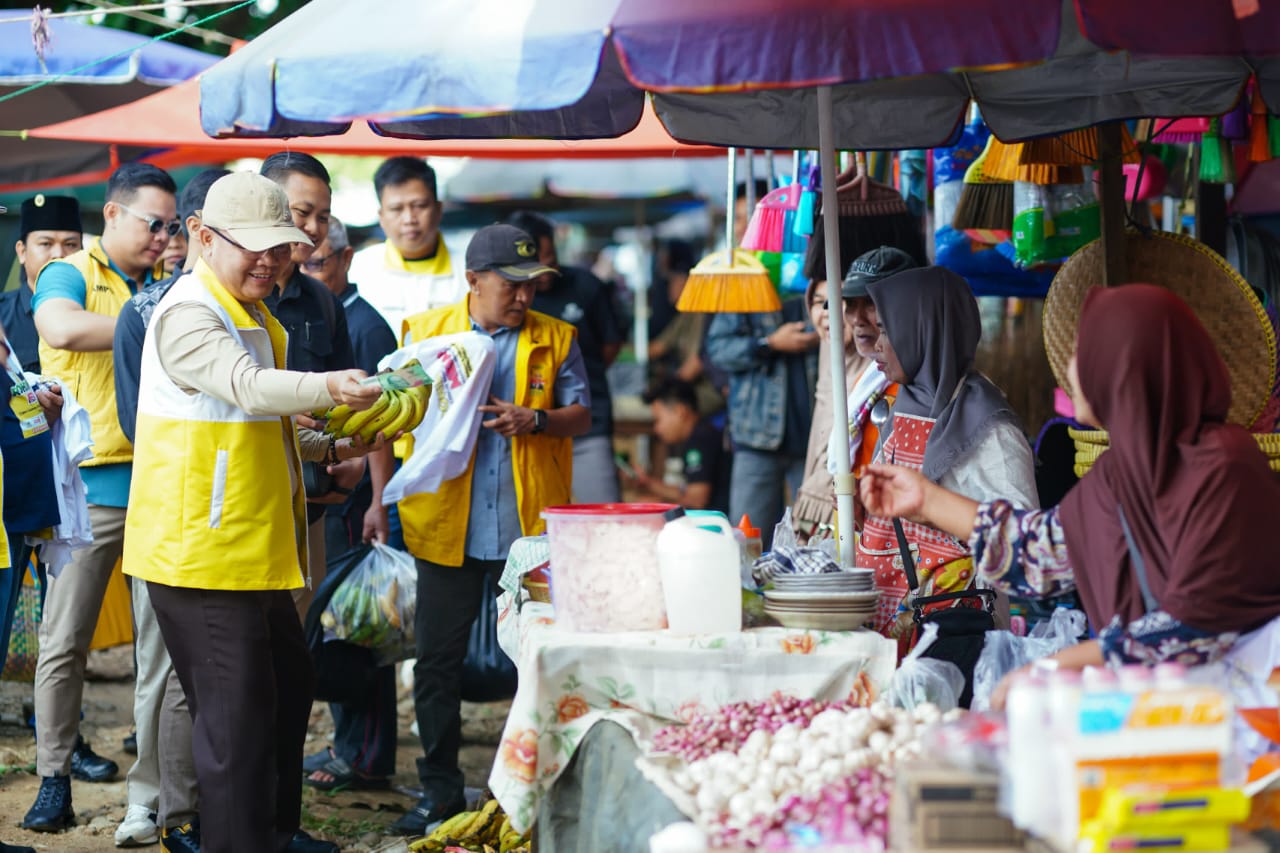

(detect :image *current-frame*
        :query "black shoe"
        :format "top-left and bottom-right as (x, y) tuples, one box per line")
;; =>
(285, 830), (338, 853)
(0, 842), (37, 853)
(386, 794), (466, 836)
(21, 775), (74, 832)
(122, 731), (138, 755)
(160, 820), (200, 853)
(70, 735), (118, 783)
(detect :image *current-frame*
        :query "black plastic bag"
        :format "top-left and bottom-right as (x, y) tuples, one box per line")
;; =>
(305, 544), (378, 705)
(460, 590), (517, 703)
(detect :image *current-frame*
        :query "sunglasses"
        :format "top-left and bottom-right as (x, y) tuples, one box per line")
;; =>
(208, 227), (292, 261)
(301, 252), (338, 272)
(118, 203), (182, 237)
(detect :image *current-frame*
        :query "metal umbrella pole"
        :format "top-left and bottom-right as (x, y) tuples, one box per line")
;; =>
(817, 85), (856, 568)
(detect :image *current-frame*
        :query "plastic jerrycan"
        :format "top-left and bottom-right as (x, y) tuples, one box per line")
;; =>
(656, 507), (743, 635)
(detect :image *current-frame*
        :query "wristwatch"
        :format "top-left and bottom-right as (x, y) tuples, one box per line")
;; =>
(531, 408), (548, 434)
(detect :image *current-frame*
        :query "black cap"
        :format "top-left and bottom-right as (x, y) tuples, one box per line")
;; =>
(841, 246), (918, 299)
(465, 224), (557, 281)
(19, 195), (82, 241)
(663, 507), (686, 523)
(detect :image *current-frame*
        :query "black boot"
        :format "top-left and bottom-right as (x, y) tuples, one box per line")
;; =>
(69, 734), (118, 783)
(21, 774), (74, 832)
(0, 842), (37, 853)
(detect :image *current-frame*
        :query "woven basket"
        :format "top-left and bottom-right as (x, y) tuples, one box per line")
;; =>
(1043, 231), (1276, 427)
(523, 577), (551, 604)
(1070, 427), (1280, 476)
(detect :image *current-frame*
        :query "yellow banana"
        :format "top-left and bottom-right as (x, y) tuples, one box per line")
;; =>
(357, 390), (404, 444)
(377, 389), (418, 442)
(402, 385), (428, 433)
(321, 404), (354, 436)
(339, 393), (390, 439)
(425, 810), (474, 843)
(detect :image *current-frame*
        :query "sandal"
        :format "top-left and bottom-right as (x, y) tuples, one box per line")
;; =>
(302, 747), (337, 775)
(304, 755), (391, 792)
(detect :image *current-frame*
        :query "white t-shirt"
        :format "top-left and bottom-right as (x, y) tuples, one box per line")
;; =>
(348, 239), (467, 341)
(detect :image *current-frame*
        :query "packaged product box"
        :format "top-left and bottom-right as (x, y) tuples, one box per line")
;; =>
(889, 762), (1024, 852)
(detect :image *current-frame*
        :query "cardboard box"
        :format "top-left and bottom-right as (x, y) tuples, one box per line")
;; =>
(890, 762), (1025, 852)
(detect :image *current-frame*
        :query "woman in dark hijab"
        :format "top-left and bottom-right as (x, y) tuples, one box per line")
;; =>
(857, 266), (1036, 638)
(861, 284), (1280, 681)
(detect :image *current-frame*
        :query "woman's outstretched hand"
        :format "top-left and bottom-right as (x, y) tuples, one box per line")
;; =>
(859, 464), (931, 522)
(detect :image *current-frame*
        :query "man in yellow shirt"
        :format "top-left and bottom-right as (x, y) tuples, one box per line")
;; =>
(24, 163), (178, 833)
(124, 172), (384, 853)
(376, 224), (591, 835)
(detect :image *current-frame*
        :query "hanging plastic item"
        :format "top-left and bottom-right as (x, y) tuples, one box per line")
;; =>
(1012, 182), (1100, 268)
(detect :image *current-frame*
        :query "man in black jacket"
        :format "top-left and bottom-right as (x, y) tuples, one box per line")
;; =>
(259, 154), (360, 613)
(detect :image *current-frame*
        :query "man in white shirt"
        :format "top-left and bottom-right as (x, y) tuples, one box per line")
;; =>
(348, 158), (465, 341)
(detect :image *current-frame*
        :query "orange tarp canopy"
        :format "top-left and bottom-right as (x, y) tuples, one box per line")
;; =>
(27, 76), (723, 164)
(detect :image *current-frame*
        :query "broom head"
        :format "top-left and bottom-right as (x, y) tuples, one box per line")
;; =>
(678, 249), (781, 313)
(742, 184), (803, 253)
(1019, 127), (1141, 166)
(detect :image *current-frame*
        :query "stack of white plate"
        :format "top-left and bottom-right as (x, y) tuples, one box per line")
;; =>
(763, 571), (877, 631)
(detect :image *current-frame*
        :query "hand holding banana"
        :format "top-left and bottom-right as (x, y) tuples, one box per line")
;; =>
(316, 379), (431, 445)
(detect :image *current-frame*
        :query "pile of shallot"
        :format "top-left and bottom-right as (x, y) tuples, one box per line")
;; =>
(652, 696), (957, 849)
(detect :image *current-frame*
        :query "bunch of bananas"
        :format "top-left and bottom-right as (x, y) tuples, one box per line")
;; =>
(318, 382), (430, 444)
(408, 797), (531, 852)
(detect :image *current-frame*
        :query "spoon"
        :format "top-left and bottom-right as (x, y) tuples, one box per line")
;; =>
(869, 397), (891, 463)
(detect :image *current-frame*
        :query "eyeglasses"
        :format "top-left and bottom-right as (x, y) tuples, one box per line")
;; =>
(118, 204), (182, 237)
(208, 227), (292, 261)
(301, 252), (338, 272)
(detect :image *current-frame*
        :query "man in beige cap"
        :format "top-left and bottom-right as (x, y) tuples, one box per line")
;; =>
(122, 172), (388, 853)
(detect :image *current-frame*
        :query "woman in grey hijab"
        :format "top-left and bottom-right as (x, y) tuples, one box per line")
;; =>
(857, 266), (1037, 641)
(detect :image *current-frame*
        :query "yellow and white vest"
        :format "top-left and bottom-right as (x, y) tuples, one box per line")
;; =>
(398, 298), (576, 567)
(123, 261), (308, 591)
(37, 237), (153, 467)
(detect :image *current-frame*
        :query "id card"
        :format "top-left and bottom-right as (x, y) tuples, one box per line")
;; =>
(8, 373), (48, 439)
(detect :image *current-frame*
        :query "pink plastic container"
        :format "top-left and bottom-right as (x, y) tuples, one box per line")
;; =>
(541, 503), (677, 632)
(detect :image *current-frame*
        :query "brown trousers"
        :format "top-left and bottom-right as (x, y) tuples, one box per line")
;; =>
(148, 582), (314, 853)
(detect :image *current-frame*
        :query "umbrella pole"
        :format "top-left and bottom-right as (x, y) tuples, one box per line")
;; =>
(817, 85), (856, 568)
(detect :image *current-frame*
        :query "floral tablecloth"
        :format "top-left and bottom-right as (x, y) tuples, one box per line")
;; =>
(490, 538), (898, 833)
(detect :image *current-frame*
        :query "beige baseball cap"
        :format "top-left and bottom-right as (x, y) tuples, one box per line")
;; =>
(200, 171), (312, 252)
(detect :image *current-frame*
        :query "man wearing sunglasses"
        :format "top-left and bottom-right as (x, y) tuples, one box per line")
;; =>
(24, 162), (177, 833)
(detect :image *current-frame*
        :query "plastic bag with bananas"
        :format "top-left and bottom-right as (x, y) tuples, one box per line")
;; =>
(313, 359), (431, 444)
(408, 796), (531, 853)
(320, 542), (417, 664)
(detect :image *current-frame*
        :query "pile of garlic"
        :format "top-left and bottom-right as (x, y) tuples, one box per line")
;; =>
(661, 701), (958, 849)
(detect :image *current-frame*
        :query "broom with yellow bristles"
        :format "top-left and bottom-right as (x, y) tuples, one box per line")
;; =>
(952, 136), (1014, 242)
(677, 148), (781, 313)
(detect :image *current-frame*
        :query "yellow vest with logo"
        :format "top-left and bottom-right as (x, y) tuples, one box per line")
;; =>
(123, 261), (308, 590)
(398, 298), (576, 567)
(36, 237), (154, 467)
(0, 448), (9, 568)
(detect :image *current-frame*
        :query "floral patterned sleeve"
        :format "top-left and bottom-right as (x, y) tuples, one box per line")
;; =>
(968, 500), (1076, 598)
(1098, 612), (1240, 665)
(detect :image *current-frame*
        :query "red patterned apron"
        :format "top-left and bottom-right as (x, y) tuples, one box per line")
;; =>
(856, 413), (973, 639)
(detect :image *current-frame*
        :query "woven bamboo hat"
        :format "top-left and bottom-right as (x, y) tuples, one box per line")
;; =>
(1043, 230), (1276, 427)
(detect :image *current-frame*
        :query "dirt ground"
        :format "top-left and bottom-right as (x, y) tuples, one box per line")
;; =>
(0, 646), (504, 852)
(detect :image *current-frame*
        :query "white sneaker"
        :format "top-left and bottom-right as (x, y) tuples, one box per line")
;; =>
(115, 802), (160, 847)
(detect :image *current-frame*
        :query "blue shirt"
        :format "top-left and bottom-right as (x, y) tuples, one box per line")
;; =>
(464, 319), (589, 561)
(33, 251), (153, 508)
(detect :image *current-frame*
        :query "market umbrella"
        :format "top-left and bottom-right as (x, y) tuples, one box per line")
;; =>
(197, 0), (1064, 141)
(194, 0), (1280, 565)
(0, 17), (216, 187)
